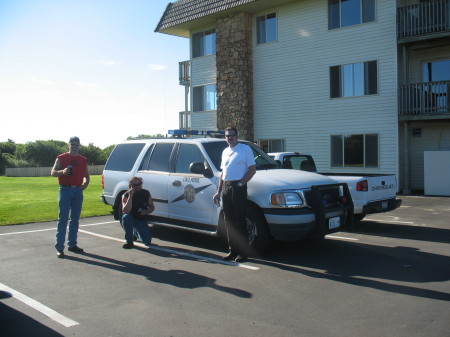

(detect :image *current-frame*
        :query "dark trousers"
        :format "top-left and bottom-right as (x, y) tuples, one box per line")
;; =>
(222, 182), (249, 257)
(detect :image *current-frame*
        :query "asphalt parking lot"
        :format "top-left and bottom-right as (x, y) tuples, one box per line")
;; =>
(1, 195), (449, 337)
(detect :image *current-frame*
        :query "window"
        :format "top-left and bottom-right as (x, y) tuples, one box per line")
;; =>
(148, 143), (174, 172)
(175, 144), (205, 174)
(193, 84), (217, 112)
(330, 60), (377, 98)
(331, 134), (378, 168)
(422, 59), (450, 82)
(192, 29), (216, 58)
(138, 144), (155, 171)
(105, 143), (145, 172)
(328, 0), (375, 29)
(257, 13), (277, 44)
(258, 139), (285, 153)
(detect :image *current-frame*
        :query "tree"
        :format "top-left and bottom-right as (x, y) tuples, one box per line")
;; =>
(0, 140), (16, 155)
(23, 140), (67, 167)
(79, 143), (104, 165)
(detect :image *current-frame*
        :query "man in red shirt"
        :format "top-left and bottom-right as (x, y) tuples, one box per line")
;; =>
(51, 136), (90, 258)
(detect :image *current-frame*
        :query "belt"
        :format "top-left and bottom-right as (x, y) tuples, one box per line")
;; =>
(224, 180), (240, 185)
(60, 185), (80, 188)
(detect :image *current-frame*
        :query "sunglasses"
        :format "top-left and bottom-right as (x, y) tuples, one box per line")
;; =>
(132, 183), (142, 187)
(70, 143), (80, 146)
(225, 134), (236, 138)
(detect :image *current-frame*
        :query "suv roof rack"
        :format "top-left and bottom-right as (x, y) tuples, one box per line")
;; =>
(168, 129), (224, 138)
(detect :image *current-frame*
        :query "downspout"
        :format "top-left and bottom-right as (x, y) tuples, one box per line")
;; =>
(403, 44), (411, 194)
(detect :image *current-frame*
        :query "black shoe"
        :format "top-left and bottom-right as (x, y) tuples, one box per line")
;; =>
(122, 242), (134, 249)
(56, 250), (65, 258)
(68, 246), (84, 253)
(235, 255), (247, 263)
(222, 253), (236, 261)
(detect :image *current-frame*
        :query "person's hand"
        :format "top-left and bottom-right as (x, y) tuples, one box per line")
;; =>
(127, 188), (134, 197)
(62, 167), (70, 176)
(212, 192), (219, 203)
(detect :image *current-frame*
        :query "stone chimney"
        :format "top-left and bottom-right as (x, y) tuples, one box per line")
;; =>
(216, 12), (253, 141)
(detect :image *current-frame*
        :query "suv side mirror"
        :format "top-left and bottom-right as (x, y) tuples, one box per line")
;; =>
(189, 162), (213, 178)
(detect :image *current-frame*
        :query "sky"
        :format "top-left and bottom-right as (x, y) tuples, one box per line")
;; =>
(0, 0), (189, 149)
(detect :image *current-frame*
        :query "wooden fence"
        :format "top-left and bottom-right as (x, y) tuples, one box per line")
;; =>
(5, 165), (104, 177)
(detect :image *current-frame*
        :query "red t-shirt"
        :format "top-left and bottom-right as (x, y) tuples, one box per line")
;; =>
(57, 153), (87, 186)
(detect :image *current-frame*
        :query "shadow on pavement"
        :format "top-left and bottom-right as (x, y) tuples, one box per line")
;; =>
(349, 220), (450, 244)
(0, 291), (64, 337)
(254, 238), (450, 302)
(65, 252), (252, 299)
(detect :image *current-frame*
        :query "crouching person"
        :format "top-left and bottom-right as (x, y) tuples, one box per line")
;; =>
(121, 176), (154, 249)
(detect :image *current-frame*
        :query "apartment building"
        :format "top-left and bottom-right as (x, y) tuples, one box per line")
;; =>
(156, 0), (450, 193)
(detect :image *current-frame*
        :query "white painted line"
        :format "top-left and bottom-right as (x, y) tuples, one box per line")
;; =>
(0, 221), (117, 236)
(0, 282), (79, 327)
(327, 235), (359, 241)
(79, 229), (260, 271)
(368, 219), (414, 225)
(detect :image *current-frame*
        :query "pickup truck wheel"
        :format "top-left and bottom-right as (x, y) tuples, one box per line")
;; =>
(245, 206), (273, 255)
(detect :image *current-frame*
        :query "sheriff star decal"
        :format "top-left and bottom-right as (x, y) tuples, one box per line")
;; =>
(171, 184), (212, 203)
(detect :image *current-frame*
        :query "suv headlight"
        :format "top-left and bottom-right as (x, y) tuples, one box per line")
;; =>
(271, 192), (304, 208)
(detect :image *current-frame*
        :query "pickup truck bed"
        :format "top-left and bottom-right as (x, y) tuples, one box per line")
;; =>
(269, 152), (402, 221)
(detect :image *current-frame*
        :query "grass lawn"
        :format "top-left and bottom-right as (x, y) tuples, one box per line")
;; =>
(0, 175), (112, 226)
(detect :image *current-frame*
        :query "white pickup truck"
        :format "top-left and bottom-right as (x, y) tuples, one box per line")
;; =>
(269, 152), (401, 222)
(102, 138), (354, 254)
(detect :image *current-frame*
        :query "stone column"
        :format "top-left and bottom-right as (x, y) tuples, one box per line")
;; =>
(216, 12), (253, 141)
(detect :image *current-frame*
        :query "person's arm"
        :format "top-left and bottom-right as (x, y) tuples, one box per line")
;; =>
(80, 166), (90, 190)
(50, 158), (69, 177)
(212, 172), (224, 202)
(240, 165), (256, 185)
(122, 190), (133, 214)
(140, 191), (155, 215)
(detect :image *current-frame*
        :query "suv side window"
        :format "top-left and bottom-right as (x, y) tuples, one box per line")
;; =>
(105, 143), (145, 172)
(175, 144), (205, 174)
(138, 144), (155, 171)
(148, 143), (174, 172)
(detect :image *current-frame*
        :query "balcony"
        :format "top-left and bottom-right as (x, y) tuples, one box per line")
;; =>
(179, 111), (191, 129)
(397, 0), (450, 42)
(179, 60), (190, 85)
(399, 81), (450, 120)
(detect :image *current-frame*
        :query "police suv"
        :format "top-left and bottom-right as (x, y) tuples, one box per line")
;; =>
(101, 131), (354, 254)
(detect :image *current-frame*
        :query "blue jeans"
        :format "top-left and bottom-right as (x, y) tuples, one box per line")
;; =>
(122, 214), (151, 246)
(55, 186), (83, 251)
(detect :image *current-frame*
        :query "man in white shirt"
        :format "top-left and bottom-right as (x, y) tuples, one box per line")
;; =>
(213, 127), (256, 263)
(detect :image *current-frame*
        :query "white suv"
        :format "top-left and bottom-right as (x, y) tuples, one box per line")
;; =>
(101, 137), (353, 254)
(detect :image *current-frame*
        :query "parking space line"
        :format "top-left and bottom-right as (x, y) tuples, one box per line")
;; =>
(0, 282), (79, 327)
(0, 221), (117, 236)
(327, 235), (359, 241)
(79, 229), (260, 271)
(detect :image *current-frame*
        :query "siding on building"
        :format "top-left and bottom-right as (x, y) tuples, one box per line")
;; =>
(191, 54), (217, 130)
(408, 45), (450, 83)
(252, 0), (399, 176)
(407, 121), (450, 190)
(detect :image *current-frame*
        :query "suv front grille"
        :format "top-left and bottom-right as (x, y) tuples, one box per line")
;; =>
(303, 186), (343, 209)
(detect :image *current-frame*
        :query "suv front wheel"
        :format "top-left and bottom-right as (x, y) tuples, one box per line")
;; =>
(246, 206), (273, 255)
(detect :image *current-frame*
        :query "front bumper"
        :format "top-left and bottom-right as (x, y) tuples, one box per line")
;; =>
(264, 183), (354, 240)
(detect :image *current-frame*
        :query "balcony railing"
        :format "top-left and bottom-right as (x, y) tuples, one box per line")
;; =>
(397, 0), (450, 39)
(179, 111), (191, 129)
(179, 60), (190, 85)
(399, 81), (450, 117)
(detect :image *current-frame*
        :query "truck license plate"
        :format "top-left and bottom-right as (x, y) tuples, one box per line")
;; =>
(328, 217), (340, 229)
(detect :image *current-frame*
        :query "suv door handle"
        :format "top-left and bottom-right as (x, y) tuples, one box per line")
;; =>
(172, 180), (181, 187)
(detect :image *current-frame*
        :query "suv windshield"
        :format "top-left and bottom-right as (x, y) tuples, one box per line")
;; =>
(203, 141), (279, 171)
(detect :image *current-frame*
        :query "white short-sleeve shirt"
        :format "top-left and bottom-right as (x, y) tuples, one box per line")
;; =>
(220, 143), (256, 181)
